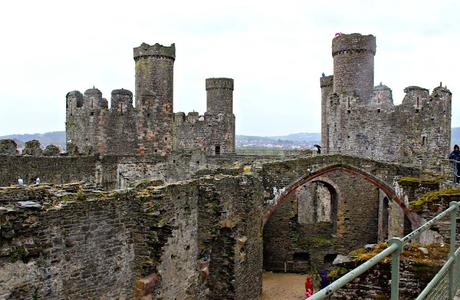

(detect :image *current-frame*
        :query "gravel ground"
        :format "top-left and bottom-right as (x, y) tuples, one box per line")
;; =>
(261, 272), (308, 300)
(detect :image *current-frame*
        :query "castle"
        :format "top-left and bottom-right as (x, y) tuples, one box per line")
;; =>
(1, 33), (458, 300)
(321, 33), (452, 168)
(65, 43), (235, 157)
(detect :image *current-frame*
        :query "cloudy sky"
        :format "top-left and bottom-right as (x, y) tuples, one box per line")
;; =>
(0, 0), (459, 136)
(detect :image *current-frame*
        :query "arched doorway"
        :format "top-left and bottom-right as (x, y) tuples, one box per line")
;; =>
(263, 180), (339, 273)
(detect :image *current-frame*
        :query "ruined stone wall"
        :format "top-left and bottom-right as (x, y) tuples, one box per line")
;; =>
(320, 75), (333, 152)
(397, 179), (460, 244)
(0, 150), (269, 190)
(173, 112), (235, 155)
(0, 156), (97, 187)
(66, 88), (108, 154)
(332, 259), (441, 299)
(0, 186), (138, 299)
(324, 86), (451, 170)
(1, 174), (264, 300)
(197, 175), (264, 300)
(263, 170), (381, 273)
(105, 89), (139, 156)
(322, 33), (452, 170)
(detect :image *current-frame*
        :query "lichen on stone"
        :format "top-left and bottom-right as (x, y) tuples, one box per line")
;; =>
(397, 176), (441, 187)
(409, 188), (460, 212)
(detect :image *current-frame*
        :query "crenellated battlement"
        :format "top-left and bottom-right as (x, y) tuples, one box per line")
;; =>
(320, 75), (333, 88)
(66, 88), (108, 110)
(371, 83), (393, 108)
(332, 33), (376, 57)
(402, 86), (429, 107)
(110, 89), (133, 112)
(66, 90), (84, 108)
(206, 78), (234, 90)
(133, 42), (175, 61)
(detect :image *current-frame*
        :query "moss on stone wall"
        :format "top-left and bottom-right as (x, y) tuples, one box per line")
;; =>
(295, 235), (335, 248)
(327, 267), (349, 281)
(409, 188), (460, 212)
(397, 176), (441, 188)
(349, 242), (449, 264)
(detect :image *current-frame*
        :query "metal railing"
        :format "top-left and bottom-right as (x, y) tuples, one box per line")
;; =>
(308, 201), (460, 300)
(450, 159), (460, 183)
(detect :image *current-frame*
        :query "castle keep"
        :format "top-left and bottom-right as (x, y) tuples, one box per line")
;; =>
(321, 33), (452, 168)
(66, 43), (235, 157)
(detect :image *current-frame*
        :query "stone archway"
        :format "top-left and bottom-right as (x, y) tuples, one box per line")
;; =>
(263, 164), (416, 227)
(263, 178), (340, 273)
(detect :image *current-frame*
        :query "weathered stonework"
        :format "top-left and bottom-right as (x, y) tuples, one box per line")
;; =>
(0, 174), (263, 300)
(42, 144), (61, 156)
(261, 156), (419, 274)
(66, 43), (235, 157)
(22, 140), (42, 156)
(321, 33), (452, 171)
(0, 139), (18, 155)
(0, 150), (452, 298)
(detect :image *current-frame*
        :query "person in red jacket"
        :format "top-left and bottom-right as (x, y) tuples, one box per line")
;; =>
(305, 274), (314, 298)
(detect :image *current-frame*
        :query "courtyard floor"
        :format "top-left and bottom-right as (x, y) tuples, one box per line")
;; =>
(261, 272), (307, 300)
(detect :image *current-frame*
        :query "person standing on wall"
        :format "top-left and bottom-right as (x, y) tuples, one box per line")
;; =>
(449, 145), (460, 184)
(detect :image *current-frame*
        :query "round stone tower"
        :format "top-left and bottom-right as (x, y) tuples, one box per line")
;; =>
(133, 42), (175, 155)
(205, 78), (235, 155)
(320, 75), (333, 152)
(332, 33), (376, 102)
(206, 78), (234, 115)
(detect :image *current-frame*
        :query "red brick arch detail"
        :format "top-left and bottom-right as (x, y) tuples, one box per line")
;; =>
(263, 164), (416, 226)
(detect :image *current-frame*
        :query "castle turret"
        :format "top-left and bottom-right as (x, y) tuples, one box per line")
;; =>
(133, 42), (175, 156)
(105, 89), (138, 156)
(84, 87), (105, 110)
(369, 83), (394, 112)
(206, 78), (234, 115)
(204, 78), (235, 155)
(65, 88), (107, 155)
(111, 89), (133, 113)
(65, 90), (85, 153)
(320, 75), (333, 152)
(402, 86), (429, 110)
(332, 33), (376, 102)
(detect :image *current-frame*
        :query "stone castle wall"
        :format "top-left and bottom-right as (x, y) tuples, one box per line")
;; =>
(0, 155), (97, 186)
(0, 175), (263, 300)
(172, 112), (235, 155)
(66, 43), (235, 157)
(321, 33), (452, 170)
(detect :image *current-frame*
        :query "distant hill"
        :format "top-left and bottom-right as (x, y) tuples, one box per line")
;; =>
(0, 131), (66, 149)
(270, 132), (321, 142)
(1, 128), (458, 150)
(236, 133), (320, 149)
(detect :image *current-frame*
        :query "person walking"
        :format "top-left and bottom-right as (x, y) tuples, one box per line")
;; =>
(449, 145), (460, 184)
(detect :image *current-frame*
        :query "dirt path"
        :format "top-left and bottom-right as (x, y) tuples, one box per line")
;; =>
(261, 272), (307, 300)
